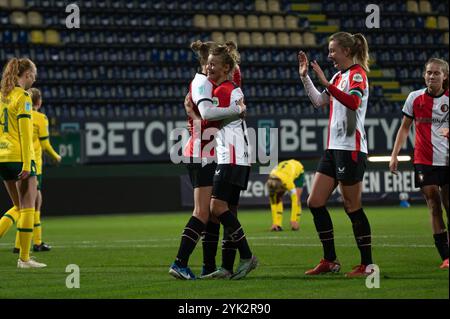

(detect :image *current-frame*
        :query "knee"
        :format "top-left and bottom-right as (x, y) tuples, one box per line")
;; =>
(192, 208), (209, 222)
(210, 198), (228, 215)
(307, 196), (322, 209)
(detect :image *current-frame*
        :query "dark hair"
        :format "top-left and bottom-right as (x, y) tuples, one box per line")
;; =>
(329, 32), (370, 72)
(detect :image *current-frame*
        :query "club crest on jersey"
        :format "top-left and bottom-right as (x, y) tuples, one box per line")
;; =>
(441, 104), (448, 113)
(25, 101), (32, 112)
(353, 73), (364, 83)
(198, 85), (205, 95)
(212, 97), (219, 107)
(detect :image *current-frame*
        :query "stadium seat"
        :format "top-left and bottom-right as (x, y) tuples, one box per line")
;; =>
(255, 0), (267, 12)
(425, 16), (437, 29)
(233, 15), (247, 29)
(277, 32), (290, 46)
(259, 15), (272, 29)
(437, 16), (449, 30)
(285, 15), (299, 29)
(289, 32), (303, 46)
(193, 14), (206, 28)
(237, 32), (251, 46)
(220, 15), (234, 29)
(267, 0), (280, 12)
(444, 32), (449, 45)
(10, 11), (27, 26)
(264, 32), (277, 46)
(10, 0), (25, 8)
(418, 0), (432, 13)
(45, 30), (61, 45)
(206, 15), (220, 28)
(0, 0), (9, 8)
(224, 31), (238, 44)
(303, 32), (317, 46)
(30, 30), (45, 44)
(406, 0), (419, 13)
(212, 31), (225, 43)
(247, 15), (259, 29)
(27, 11), (44, 26)
(272, 15), (285, 29)
(251, 32), (264, 46)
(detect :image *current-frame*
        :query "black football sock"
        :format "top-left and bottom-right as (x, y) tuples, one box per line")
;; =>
(175, 216), (205, 268)
(221, 227), (238, 272)
(433, 231), (449, 261)
(347, 208), (373, 266)
(309, 206), (337, 262)
(202, 221), (220, 273)
(219, 211), (252, 260)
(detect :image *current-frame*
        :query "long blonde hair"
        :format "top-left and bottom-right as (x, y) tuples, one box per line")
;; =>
(1, 58), (35, 101)
(329, 32), (370, 72)
(425, 58), (449, 90)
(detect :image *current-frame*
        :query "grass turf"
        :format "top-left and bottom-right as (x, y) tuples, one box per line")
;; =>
(0, 205), (448, 299)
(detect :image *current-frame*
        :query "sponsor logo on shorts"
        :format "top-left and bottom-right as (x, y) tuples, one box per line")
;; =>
(338, 167), (346, 173)
(215, 170), (221, 176)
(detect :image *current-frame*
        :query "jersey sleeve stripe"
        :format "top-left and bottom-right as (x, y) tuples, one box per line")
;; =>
(349, 88), (363, 97)
(402, 111), (414, 119)
(39, 136), (49, 141)
(17, 114), (31, 119)
(197, 98), (213, 106)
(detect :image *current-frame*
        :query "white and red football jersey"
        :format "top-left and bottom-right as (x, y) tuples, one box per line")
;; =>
(183, 73), (220, 158)
(326, 64), (369, 153)
(402, 88), (449, 166)
(213, 81), (250, 166)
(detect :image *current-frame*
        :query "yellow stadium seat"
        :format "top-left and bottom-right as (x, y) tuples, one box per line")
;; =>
(425, 16), (437, 29)
(259, 15), (272, 29)
(406, 0), (419, 13)
(224, 31), (238, 44)
(419, 0), (431, 13)
(285, 15), (298, 29)
(303, 32), (317, 46)
(290, 32), (303, 46)
(224, 32), (239, 43)
(30, 30), (45, 44)
(10, 0), (25, 8)
(193, 14), (206, 28)
(438, 16), (449, 30)
(212, 31), (225, 43)
(220, 15), (233, 28)
(9, 11), (27, 26)
(27, 11), (44, 26)
(233, 15), (247, 29)
(267, 0), (280, 12)
(255, 0), (267, 12)
(264, 32), (277, 46)
(45, 30), (61, 45)
(272, 15), (285, 29)
(0, 0), (9, 8)
(251, 32), (264, 46)
(444, 32), (449, 45)
(277, 32), (290, 46)
(206, 15), (220, 28)
(237, 32), (251, 46)
(247, 15), (259, 29)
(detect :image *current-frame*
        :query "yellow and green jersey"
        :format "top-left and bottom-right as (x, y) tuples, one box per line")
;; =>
(32, 110), (59, 174)
(0, 86), (35, 170)
(270, 159), (304, 191)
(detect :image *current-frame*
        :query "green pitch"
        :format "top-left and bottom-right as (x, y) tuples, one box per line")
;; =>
(0, 205), (448, 299)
